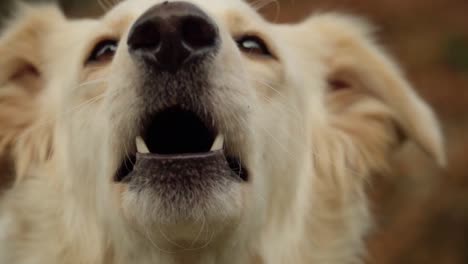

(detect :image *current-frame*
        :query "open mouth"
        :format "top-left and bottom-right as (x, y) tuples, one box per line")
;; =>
(114, 107), (249, 183)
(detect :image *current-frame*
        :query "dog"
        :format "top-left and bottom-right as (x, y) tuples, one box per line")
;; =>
(0, 1), (445, 263)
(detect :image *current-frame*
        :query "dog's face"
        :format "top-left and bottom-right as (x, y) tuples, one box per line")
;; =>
(1, 0), (445, 262)
(51, 0), (310, 248)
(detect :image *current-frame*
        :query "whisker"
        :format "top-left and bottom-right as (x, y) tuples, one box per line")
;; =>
(141, 223), (176, 254)
(230, 74), (305, 126)
(156, 222), (189, 250)
(225, 75), (366, 178)
(76, 79), (107, 89)
(190, 227), (215, 251)
(189, 213), (206, 248)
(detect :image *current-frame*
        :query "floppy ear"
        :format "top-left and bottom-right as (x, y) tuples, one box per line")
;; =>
(304, 14), (445, 167)
(0, 4), (65, 89)
(0, 5), (64, 183)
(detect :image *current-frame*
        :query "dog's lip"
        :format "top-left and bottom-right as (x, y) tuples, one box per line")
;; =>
(135, 149), (223, 160)
(114, 133), (248, 183)
(115, 149), (249, 183)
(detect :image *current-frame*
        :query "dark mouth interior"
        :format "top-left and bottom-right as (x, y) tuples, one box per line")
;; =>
(143, 107), (216, 155)
(114, 107), (249, 182)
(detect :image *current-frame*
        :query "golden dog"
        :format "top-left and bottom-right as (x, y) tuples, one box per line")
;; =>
(0, 1), (444, 264)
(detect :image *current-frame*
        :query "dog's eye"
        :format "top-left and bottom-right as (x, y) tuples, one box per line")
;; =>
(86, 40), (118, 64)
(236, 36), (272, 57)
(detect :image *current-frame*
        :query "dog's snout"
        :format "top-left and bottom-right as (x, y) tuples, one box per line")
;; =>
(127, 1), (219, 73)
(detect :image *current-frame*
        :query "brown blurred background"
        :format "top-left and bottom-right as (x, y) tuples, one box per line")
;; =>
(1, 0), (468, 263)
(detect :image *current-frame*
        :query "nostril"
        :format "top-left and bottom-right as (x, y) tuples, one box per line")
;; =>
(181, 16), (218, 50)
(127, 1), (220, 72)
(128, 20), (161, 51)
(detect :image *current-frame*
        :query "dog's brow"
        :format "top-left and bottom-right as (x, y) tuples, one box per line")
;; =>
(224, 11), (249, 33)
(106, 14), (135, 35)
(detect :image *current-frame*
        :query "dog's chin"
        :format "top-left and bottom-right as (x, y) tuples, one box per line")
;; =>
(120, 173), (244, 244)
(122, 151), (244, 219)
(119, 152), (246, 244)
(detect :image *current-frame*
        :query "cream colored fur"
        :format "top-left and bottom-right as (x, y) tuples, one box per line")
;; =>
(0, 5), (65, 189)
(0, 1), (444, 264)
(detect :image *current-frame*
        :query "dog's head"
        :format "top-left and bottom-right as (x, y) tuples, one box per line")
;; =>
(4, 0), (444, 262)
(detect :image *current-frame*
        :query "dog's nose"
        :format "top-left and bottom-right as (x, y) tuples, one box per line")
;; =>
(127, 1), (219, 73)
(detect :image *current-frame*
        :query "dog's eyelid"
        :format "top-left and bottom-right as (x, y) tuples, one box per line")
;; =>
(235, 34), (276, 59)
(85, 38), (120, 65)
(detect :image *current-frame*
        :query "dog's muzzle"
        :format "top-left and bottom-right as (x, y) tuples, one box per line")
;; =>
(114, 2), (248, 199)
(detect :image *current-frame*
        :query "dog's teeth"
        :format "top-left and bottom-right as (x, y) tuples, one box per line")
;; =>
(210, 134), (224, 151)
(136, 136), (150, 154)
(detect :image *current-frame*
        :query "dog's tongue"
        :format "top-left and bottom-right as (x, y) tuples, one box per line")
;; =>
(126, 150), (238, 183)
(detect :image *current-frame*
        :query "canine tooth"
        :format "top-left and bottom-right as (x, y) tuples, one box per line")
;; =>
(211, 134), (224, 151)
(136, 136), (150, 154)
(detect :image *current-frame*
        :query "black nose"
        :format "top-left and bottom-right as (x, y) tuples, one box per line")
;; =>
(127, 1), (219, 73)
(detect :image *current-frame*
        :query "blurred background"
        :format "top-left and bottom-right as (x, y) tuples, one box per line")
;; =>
(1, 0), (468, 263)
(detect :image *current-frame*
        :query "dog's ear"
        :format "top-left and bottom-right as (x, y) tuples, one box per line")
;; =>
(300, 14), (445, 166)
(0, 4), (64, 91)
(0, 5), (64, 182)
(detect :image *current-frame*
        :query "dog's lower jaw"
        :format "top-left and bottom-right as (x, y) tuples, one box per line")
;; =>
(160, 253), (249, 264)
(0, 161), (369, 264)
(0, 186), (255, 264)
(109, 234), (260, 264)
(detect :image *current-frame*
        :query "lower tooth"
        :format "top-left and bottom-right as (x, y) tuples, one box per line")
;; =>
(211, 134), (224, 151)
(136, 136), (150, 154)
